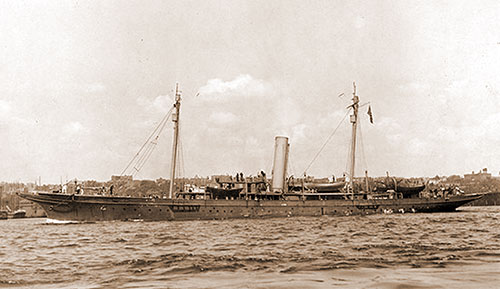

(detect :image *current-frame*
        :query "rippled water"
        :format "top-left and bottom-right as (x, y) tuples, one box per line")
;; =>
(1, 207), (499, 288)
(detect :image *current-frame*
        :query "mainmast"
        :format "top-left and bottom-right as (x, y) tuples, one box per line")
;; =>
(169, 84), (181, 199)
(348, 82), (359, 195)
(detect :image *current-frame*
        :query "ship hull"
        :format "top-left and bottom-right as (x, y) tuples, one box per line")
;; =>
(19, 192), (483, 222)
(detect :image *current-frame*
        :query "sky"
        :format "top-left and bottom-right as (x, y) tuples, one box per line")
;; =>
(1, 0), (500, 184)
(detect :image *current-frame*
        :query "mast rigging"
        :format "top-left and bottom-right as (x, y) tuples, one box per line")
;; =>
(348, 82), (359, 196)
(169, 84), (181, 199)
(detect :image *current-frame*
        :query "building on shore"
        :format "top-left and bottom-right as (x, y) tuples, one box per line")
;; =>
(464, 168), (492, 182)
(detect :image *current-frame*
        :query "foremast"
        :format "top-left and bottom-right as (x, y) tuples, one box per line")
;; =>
(348, 82), (359, 196)
(169, 84), (181, 199)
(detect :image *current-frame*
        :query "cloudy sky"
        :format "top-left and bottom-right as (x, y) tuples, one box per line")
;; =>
(1, 0), (499, 183)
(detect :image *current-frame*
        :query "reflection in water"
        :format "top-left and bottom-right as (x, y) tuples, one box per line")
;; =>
(1, 207), (499, 288)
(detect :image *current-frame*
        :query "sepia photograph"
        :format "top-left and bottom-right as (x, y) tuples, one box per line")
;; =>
(1, 0), (499, 288)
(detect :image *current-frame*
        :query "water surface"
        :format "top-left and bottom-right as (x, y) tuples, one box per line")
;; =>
(1, 207), (499, 288)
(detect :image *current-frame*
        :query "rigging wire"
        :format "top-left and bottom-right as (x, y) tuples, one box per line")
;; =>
(267, 155), (273, 179)
(178, 133), (186, 179)
(134, 114), (172, 176)
(288, 152), (296, 177)
(267, 142), (276, 177)
(132, 144), (155, 175)
(303, 109), (350, 175)
(345, 126), (352, 179)
(133, 133), (161, 177)
(358, 117), (369, 173)
(120, 107), (174, 176)
(132, 130), (164, 174)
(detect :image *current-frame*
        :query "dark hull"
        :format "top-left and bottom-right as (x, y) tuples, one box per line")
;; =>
(19, 192), (482, 222)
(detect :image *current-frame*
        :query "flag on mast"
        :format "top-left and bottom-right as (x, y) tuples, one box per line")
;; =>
(367, 105), (373, 123)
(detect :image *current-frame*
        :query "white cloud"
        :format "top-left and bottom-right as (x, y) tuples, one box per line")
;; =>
(291, 123), (307, 141)
(208, 111), (238, 125)
(86, 83), (106, 94)
(0, 100), (13, 125)
(407, 138), (431, 156)
(354, 15), (366, 29)
(275, 96), (302, 128)
(374, 116), (402, 134)
(63, 121), (87, 135)
(1, 2), (500, 182)
(198, 74), (269, 100)
(0, 100), (33, 126)
(462, 112), (500, 148)
(399, 81), (431, 93)
(152, 94), (174, 112)
(0, 100), (11, 114)
(137, 94), (174, 113)
(245, 136), (259, 148)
